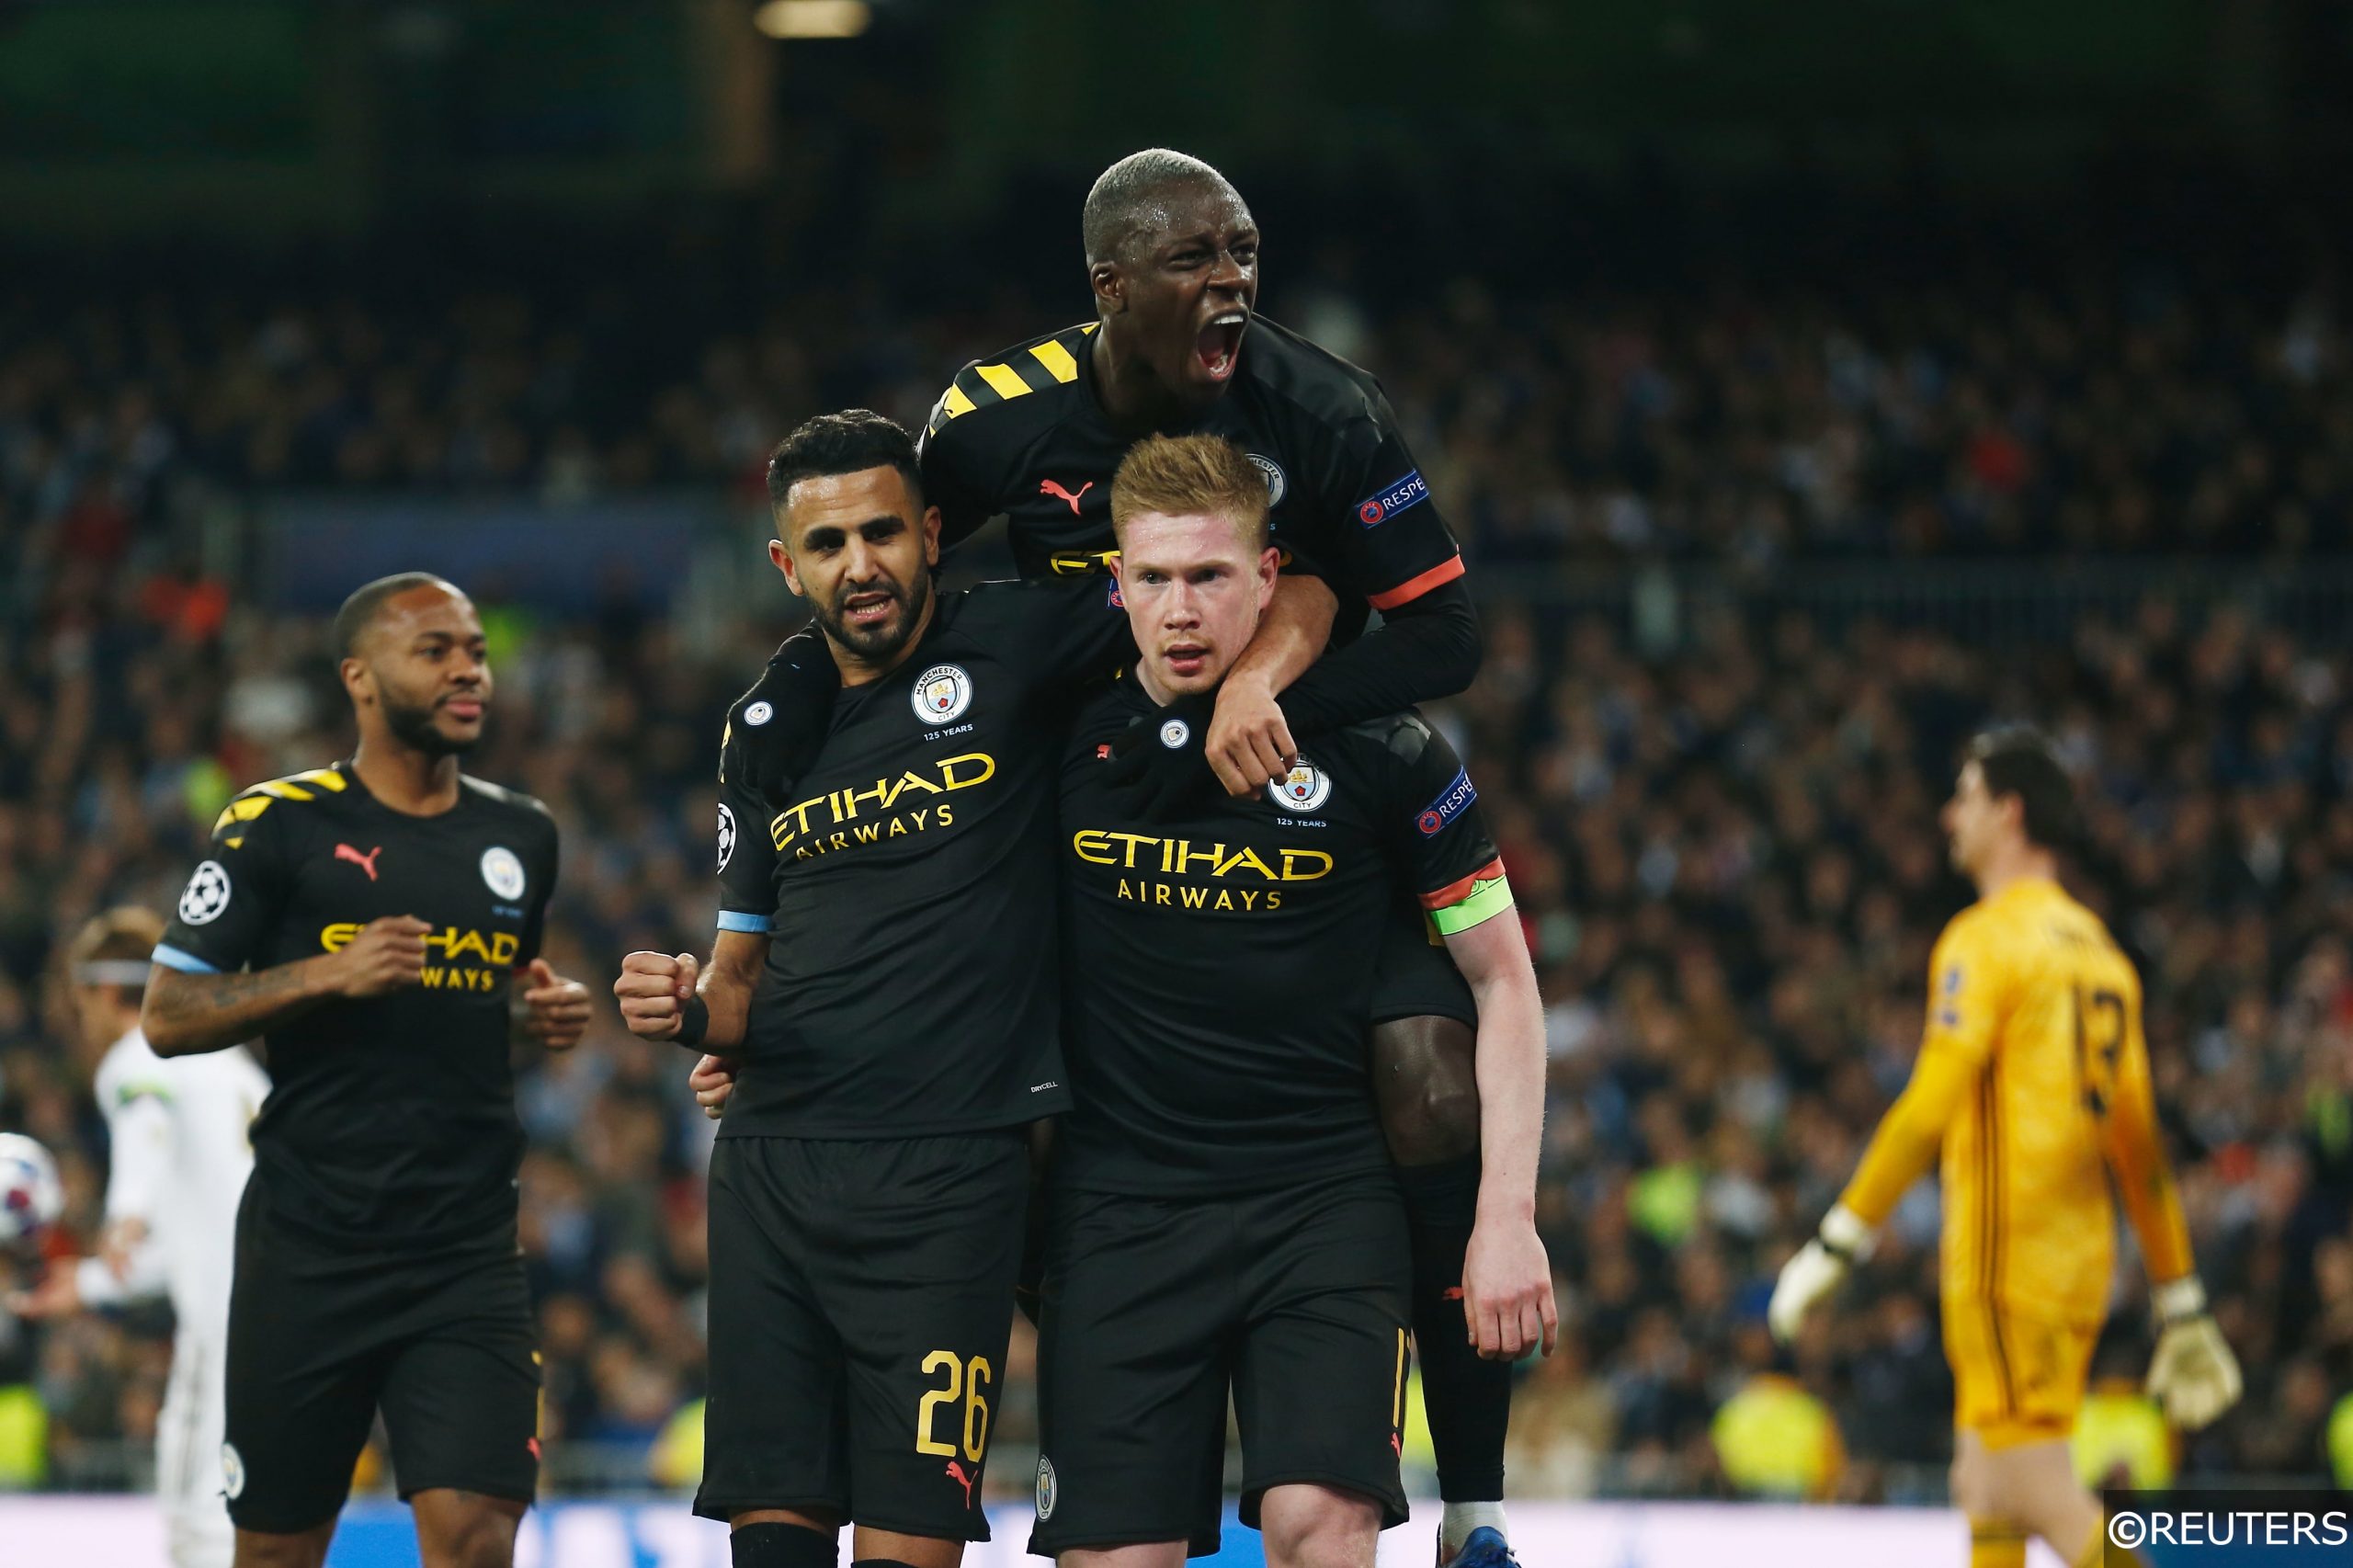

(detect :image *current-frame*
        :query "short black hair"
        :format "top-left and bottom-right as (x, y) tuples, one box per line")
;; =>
(331, 572), (461, 659)
(1965, 725), (2079, 852)
(765, 409), (923, 520)
(1083, 148), (1238, 267)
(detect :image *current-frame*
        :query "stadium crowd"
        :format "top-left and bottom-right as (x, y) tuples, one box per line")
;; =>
(6, 262), (2353, 565)
(3, 270), (2352, 1502)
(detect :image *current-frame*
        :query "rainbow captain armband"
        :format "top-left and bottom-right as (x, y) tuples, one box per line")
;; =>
(1420, 857), (1514, 936)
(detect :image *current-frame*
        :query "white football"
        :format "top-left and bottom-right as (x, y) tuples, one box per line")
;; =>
(0, 1132), (63, 1245)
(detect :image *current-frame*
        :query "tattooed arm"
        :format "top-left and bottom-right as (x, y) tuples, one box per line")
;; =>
(144, 915), (428, 1057)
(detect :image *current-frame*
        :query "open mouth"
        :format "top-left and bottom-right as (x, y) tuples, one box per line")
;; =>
(1163, 642), (1211, 677)
(1194, 311), (1246, 381)
(842, 589), (896, 628)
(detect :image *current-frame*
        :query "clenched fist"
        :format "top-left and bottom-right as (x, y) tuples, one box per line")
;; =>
(323, 915), (430, 997)
(614, 950), (700, 1042)
(1206, 675), (1299, 797)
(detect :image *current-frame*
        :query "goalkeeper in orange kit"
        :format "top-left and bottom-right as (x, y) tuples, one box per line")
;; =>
(1770, 727), (2240, 1568)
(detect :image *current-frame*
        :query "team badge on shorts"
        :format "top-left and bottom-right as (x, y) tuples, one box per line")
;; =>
(178, 860), (232, 925)
(222, 1442), (245, 1500)
(1159, 718), (1191, 749)
(480, 846), (527, 900)
(717, 803), (738, 872)
(1267, 758), (1331, 813)
(913, 664), (973, 724)
(1035, 1455), (1057, 1520)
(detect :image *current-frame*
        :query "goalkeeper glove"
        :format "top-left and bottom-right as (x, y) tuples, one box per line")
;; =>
(2145, 1276), (2242, 1429)
(1101, 691), (1219, 822)
(1768, 1205), (1874, 1344)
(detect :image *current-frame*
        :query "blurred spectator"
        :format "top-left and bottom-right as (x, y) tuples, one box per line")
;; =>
(2, 269), (2352, 1501)
(1710, 1330), (1847, 1502)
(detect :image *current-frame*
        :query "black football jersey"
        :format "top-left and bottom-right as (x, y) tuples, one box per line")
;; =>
(1054, 677), (1511, 1197)
(153, 762), (559, 1248)
(917, 316), (1466, 616)
(714, 578), (1130, 1139)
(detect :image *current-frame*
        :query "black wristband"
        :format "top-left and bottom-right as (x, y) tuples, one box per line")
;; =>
(674, 994), (710, 1049)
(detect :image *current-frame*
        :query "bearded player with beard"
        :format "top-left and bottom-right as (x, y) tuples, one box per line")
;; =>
(615, 411), (1128, 1568)
(145, 572), (592, 1568)
(720, 153), (1519, 1568)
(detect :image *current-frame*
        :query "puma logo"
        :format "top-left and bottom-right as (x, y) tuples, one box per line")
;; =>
(335, 843), (383, 881)
(1040, 479), (1094, 515)
(946, 1458), (976, 1507)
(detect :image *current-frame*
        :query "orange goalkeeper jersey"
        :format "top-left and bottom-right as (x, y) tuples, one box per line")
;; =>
(1839, 878), (2193, 1325)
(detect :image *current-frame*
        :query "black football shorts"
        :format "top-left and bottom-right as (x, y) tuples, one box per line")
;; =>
(696, 1132), (1029, 1540)
(1030, 1171), (1412, 1557)
(222, 1178), (539, 1534)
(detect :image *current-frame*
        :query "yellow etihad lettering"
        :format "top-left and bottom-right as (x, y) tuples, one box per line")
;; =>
(1216, 846), (1276, 880)
(1109, 880), (1282, 912)
(1279, 848), (1333, 880)
(320, 924), (516, 966)
(1174, 840), (1226, 877)
(854, 823), (882, 845)
(772, 755), (995, 849)
(1069, 831), (1332, 882)
(419, 965), (499, 993)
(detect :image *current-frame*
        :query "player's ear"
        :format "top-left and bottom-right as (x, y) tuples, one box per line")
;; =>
(769, 536), (802, 597)
(1089, 260), (1125, 315)
(339, 655), (372, 707)
(920, 505), (942, 568)
(1255, 546), (1280, 607)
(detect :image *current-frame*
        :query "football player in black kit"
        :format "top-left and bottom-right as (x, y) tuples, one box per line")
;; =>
(143, 573), (593, 1568)
(1030, 434), (1553, 1568)
(614, 412), (1125, 1568)
(722, 150), (1518, 1566)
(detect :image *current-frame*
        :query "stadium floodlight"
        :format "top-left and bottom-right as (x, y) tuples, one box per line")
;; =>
(753, 0), (870, 39)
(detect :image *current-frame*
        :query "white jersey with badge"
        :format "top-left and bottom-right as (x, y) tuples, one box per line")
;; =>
(79, 1028), (267, 1339)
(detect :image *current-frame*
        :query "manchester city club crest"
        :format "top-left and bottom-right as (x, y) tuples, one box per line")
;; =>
(1035, 1455), (1057, 1519)
(1247, 452), (1287, 506)
(480, 845), (527, 900)
(1267, 757), (1332, 813)
(912, 664), (974, 724)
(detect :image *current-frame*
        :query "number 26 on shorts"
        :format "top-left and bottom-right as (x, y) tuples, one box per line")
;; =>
(915, 1350), (991, 1462)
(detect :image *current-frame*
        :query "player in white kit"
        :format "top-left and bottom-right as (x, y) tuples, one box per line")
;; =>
(8, 907), (267, 1568)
